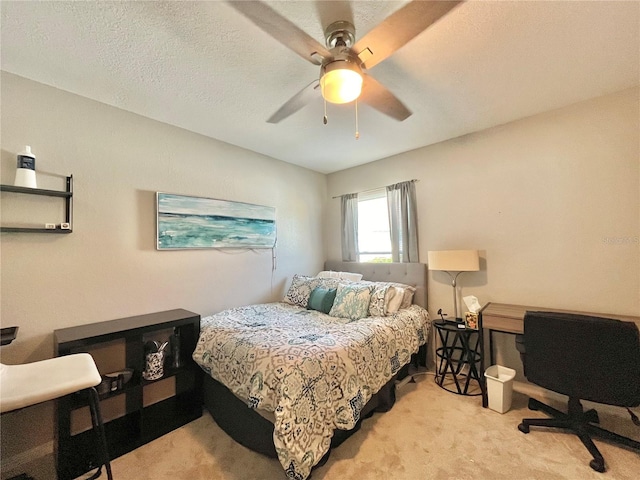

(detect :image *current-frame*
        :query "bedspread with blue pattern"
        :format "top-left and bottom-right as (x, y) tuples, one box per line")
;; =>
(193, 302), (430, 480)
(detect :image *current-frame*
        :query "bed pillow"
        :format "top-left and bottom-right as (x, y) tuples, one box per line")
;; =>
(284, 275), (340, 308)
(365, 282), (416, 312)
(344, 279), (415, 315)
(399, 285), (417, 309)
(316, 270), (364, 282)
(329, 283), (373, 321)
(368, 284), (397, 317)
(379, 284), (416, 311)
(386, 287), (405, 314)
(307, 287), (337, 314)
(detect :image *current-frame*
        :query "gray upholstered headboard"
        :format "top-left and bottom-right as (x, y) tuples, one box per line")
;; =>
(324, 261), (427, 309)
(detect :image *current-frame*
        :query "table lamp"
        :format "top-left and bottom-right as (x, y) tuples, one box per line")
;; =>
(428, 250), (480, 321)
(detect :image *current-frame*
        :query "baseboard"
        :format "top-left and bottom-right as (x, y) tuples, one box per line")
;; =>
(513, 380), (558, 399)
(0, 441), (53, 475)
(513, 381), (636, 421)
(395, 375), (414, 390)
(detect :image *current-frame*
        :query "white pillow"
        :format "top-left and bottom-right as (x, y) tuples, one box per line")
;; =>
(316, 270), (363, 282)
(374, 282), (416, 310)
(386, 287), (404, 314)
(400, 286), (416, 309)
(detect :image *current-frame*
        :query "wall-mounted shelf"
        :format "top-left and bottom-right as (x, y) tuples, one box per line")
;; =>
(0, 175), (73, 233)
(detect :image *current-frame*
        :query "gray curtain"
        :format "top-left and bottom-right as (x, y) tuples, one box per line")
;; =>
(341, 193), (359, 261)
(386, 181), (419, 263)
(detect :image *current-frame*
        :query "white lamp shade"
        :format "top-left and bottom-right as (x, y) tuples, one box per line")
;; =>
(428, 250), (480, 272)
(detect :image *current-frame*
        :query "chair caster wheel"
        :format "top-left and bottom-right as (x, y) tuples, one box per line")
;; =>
(518, 423), (529, 434)
(589, 459), (605, 473)
(528, 398), (540, 411)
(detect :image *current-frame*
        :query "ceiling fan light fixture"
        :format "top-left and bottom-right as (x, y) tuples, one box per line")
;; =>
(320, 60), (363, 104)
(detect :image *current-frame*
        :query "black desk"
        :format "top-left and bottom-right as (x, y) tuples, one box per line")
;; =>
(433, 320), (482, 396)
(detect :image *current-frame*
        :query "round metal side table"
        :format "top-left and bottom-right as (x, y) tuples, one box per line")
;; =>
(433, 320), (482, 396)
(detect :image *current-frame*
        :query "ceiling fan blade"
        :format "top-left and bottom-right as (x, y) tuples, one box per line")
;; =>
(359, 75), (412, 121)
(267, 80), (320, 123)
(354, 0), (463, 70)
(228, 1), (332, 65)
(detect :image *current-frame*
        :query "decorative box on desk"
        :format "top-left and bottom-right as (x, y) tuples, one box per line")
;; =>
(54, 309), (202, 480)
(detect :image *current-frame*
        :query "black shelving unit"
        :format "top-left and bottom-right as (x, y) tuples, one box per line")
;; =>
(0, 175), (73, 233)
(54, 309), (202, 480)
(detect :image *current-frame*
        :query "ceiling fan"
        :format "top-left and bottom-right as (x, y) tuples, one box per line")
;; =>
(228, 1), (462, 124)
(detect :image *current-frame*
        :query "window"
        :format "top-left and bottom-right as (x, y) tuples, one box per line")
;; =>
(357, 189), (392, 263)
(341, 180), (418, 264)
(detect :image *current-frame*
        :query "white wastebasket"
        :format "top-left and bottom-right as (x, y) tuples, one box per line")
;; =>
(484, 365), (516, 413)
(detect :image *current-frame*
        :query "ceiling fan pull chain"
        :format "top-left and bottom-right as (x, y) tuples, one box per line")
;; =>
(355, 99), (360, 140)
(323, 99), (328, 125)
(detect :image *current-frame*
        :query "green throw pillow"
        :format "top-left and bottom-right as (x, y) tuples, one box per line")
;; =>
(307, 287), (337, 314)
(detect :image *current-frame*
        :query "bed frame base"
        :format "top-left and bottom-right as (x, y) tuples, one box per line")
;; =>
(202, 351), (423, 469)
(203, 373), (396, 457)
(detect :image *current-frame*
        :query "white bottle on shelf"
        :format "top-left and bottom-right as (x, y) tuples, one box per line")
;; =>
(14, 146), (37, 188)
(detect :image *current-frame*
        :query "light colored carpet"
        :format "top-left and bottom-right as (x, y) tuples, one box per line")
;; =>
(104, 374), (639, 480)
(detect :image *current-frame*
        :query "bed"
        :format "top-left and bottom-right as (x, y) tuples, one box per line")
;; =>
(192, 261), (430, 480)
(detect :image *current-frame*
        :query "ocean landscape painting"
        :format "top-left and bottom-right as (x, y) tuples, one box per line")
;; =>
(157, 193), (276, 250)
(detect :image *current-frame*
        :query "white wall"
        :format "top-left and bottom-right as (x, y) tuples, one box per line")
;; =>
(0, 72), (326, 470)
(326, 87), (639, 368)
(3, 72), (638, 475)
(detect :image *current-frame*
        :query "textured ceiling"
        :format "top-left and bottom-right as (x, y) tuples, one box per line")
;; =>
(1, 1), (639, 174)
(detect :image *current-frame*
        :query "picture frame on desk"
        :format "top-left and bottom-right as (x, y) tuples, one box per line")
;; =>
(464, 312), (479, 329)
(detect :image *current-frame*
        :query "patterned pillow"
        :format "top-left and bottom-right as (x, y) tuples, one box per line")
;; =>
(284, 275), (339, 308)
(368, 281), (416, 311)
(399, 285), (416, 309)
(368, 284), (394, 317)
(329, 283), (373, 321)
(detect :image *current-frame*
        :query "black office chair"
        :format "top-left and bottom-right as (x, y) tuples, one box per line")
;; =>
(516, 311), (640, 473)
